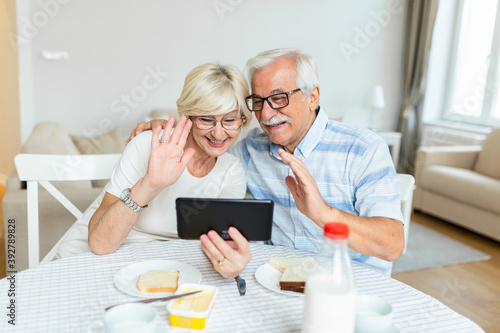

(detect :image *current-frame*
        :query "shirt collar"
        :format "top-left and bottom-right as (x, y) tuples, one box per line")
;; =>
(270, 106), (328, 159)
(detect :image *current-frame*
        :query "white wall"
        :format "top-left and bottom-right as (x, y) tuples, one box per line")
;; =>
(17, 0), (405, 141)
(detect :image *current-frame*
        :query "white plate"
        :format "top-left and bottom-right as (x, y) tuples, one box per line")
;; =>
(254, 263), (304, 297)
(114, 260), (202, 298)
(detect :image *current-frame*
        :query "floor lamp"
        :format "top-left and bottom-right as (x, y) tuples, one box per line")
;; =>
(368, 85), (385, 131)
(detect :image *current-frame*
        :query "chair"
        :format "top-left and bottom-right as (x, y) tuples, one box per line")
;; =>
(398, 173), (415, 254)
(14, 153), (121, 268)
(413, 128), (500, 242)
(387, 174), (415, 276)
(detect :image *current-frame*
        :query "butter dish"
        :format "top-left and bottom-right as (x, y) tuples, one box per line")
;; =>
(166, 283), (218, 330)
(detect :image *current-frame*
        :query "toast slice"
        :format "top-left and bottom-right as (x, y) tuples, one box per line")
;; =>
(137, 270), (179, 293)
(279, 265), (310, 293)
(268, 257), (315, 273)
(269, 257), (316, 293)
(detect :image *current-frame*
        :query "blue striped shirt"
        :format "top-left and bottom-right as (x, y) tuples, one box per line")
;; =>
(230, 108), (403, 275)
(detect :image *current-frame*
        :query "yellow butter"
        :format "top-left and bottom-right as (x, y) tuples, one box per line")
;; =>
(171, 288), (215, 312)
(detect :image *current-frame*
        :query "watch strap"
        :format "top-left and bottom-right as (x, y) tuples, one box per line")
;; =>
(120, 188), (148, 213)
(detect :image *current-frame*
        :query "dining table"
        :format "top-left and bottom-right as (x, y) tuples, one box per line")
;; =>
(0, 239), (484, 332)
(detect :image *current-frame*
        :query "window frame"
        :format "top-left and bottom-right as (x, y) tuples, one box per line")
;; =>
(441, 0), (500, 127)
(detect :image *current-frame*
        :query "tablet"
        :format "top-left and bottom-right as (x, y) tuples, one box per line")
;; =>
(176, 198), (274, 241)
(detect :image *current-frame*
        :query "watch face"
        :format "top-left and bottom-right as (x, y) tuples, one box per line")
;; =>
(120, 188), (130, 200)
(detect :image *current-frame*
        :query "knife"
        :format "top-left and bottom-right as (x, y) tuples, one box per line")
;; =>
(105, 290), (202, 311)
(235, 275), (246, 296)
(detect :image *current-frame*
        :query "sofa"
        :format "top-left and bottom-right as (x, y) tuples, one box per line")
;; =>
(413, 128), (500, 242)
(2, 122), (124, 272)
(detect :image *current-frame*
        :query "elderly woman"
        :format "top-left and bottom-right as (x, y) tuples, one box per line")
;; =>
(57, 63), (252, 278)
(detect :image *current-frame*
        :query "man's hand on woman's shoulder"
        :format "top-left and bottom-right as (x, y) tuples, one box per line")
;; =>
(127, 118), (170, 145)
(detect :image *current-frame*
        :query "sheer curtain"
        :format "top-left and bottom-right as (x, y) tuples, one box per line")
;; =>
(397, 0), (439, 174)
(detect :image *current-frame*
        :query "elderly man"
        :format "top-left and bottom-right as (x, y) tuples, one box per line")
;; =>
(129, 48), (404, 275)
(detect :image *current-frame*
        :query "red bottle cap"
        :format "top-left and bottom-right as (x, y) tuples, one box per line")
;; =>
(324, 222), (349, 240)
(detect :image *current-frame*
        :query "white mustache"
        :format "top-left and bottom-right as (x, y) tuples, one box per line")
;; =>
(260, 114), (292, 126)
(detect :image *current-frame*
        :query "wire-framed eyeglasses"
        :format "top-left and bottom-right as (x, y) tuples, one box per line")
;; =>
(192, 115), (245, 130)
(245, 88), (302, 112)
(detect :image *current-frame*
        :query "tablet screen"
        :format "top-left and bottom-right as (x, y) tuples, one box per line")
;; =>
(176, 198), (274, 241)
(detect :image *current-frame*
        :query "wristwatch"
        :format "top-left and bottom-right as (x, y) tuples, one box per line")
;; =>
(119, 188), (148, 213)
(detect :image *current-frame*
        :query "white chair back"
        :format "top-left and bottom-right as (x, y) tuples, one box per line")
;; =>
(397, 173), (415, 254)
(14, 153), (121, 268)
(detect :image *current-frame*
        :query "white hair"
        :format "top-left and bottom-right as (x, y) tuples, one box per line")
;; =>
(245, 48), (319, 98)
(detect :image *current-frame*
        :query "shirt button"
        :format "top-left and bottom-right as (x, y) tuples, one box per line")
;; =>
(297, 229), (302, 234)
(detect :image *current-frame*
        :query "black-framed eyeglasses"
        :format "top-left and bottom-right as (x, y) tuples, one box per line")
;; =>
(191, 115), (245, 131)
(245, 88), (302, 112)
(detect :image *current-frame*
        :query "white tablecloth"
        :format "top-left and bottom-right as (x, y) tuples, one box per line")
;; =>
(0, 240), (484, 332)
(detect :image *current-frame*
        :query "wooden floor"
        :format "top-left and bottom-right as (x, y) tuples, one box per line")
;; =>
(0, 185), (499, 331)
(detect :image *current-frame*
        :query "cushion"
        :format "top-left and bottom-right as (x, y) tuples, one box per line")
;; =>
(71, 127), (124, 155)
(149, 109), (176, 119)
(421, 165), (500, 215)
(474, 129), (500, 180)
(23, 122), (81, 155)
(71, 128), (124, 187)
(22, 122), (92, 189)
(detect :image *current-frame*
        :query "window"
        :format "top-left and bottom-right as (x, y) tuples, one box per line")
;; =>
(442, 0), (500, 127)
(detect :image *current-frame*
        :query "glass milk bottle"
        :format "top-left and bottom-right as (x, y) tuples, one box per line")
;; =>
(302, 222), (356, 333)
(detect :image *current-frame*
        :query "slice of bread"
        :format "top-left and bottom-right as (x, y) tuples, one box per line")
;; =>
(269, 257), (316, 293)
(136, 270), (179, 293)
(279, 265), (310, 293)
(268, 257), (315, 273)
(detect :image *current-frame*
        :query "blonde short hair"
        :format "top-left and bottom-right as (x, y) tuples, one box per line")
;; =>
(176, 63), (252, 126)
